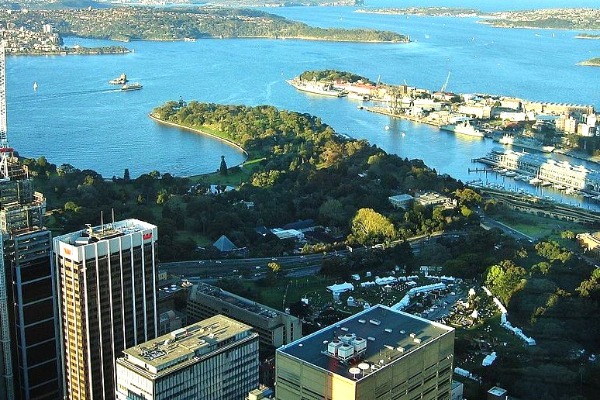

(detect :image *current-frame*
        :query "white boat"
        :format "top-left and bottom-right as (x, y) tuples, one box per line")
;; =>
(347, 92), (370, 101)
(33, 81), (38, 91)
(529, 177), (542, 185)
(505, 171), (517, 177)
(121, 82), (142, 91)
(109, 73), (128, 85)
(440, 121), (484, 138)
(286, 78), (346, 97)
(498, 134), (554, 153)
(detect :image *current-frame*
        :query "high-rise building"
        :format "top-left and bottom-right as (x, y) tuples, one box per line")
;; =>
(115, 315), (260, 400)
(53, 219), (158, 400)
(0, 154), (62, 400)
(275, 304), (455, 400)
(187, 283), (301, 351)
(0, 45), (61, 400)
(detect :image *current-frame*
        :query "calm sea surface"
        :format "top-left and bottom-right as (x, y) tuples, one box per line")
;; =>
(5, 4), (600, 207)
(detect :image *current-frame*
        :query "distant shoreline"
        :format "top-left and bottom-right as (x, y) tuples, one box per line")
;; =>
(578, 59), (600, 67)
(148, 113), (249, 160)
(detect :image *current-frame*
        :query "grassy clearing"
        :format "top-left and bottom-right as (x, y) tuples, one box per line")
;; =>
(493, 208), (587, 241)
(258, 276), (338, 310)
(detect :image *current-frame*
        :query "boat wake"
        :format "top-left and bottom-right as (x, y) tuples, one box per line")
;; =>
(13, 88), (118, 103)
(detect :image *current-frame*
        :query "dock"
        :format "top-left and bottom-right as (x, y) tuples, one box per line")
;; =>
(364, 107), (443, 127)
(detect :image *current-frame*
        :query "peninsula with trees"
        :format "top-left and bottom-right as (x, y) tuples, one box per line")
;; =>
(0, 6), (408, 47)
(579, 58), (600, 67)
(480, 8), (600, 31)
(357, 7), (600, 32)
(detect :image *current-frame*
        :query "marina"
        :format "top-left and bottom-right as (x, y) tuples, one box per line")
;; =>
(475, 149), (600, 192)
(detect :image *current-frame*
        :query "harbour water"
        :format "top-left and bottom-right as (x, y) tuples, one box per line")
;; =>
(5, 4), (600, 208)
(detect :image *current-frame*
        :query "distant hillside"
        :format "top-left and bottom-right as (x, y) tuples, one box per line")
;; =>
(0, 0), (111, 9)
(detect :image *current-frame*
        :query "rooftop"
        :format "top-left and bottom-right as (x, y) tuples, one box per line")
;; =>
(190, 283), (287, 321)
(278, 304), (453, 380)
(54, 218), (156, 246)
(120, 315), (255, 378)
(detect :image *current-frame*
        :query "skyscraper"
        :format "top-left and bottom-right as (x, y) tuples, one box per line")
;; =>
(53, 219), (158, 400)
(0, 45), (61, 400)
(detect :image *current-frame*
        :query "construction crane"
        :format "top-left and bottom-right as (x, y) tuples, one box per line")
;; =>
(0, 44), (11, 181)
(440, 71), (451, 93)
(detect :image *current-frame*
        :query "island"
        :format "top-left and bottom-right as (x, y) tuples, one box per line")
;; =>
(578, 58), (600, 67)
(0, 6), (408, 47)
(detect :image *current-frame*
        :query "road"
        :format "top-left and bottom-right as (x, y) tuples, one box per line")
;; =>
(159, 253), (326, 280)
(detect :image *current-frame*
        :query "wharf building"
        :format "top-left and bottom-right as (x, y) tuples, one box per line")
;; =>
(275, 304), (455, 400)
(480, 149), (600, 192)
(53, 219), (158, 400)
(115, 315), (259, 400)
(187, 282), (301, 351)
(0, 153), (61, 400)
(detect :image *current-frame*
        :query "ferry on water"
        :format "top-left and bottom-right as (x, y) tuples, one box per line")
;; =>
(121, 82), (142, 91)
(109, 73), (128, 85)
(286, 78), (346, 97)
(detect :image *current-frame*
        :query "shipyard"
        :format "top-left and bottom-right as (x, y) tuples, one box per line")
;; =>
(287, 70), (599, 208)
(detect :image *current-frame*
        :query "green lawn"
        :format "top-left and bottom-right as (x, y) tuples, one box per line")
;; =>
(493, 209), (587, 242)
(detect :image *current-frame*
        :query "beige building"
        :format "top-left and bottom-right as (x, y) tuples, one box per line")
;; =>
(115, 315), (259, 400)
(577, 232), (600, 254)
(53, 219), (158, 400)
(275, 304), (455, 400)
(187, 283), (301, 350)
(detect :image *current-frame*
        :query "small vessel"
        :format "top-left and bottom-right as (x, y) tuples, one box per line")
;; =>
(498, 134), (554, 153)
(347, 92), (370, 101)
(440, 121), (484, 138)
(121, 82), (142, 91)
(286, 78), (346, 97)
(109, 73), (128, 85)
(33, 81), (38, 91)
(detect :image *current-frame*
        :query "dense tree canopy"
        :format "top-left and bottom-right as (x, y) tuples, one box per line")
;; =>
(349, 208), (397, 245)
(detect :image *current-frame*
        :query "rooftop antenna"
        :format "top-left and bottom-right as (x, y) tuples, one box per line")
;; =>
(0, 43), (14, 181)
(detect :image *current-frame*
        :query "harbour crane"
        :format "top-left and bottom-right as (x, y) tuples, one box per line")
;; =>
(440, 71), (451, 93)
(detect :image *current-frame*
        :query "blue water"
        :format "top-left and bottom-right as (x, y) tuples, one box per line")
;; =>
(5, 5), (600, 210)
